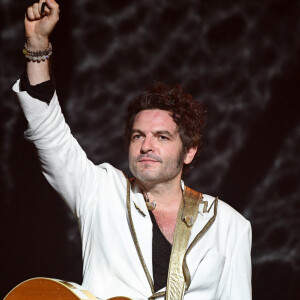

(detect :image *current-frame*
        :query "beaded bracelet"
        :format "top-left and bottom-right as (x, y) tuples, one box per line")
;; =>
(22, 42), (52, 62)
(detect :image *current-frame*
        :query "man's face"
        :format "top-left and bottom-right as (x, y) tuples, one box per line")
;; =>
(129, 109), (193, 185)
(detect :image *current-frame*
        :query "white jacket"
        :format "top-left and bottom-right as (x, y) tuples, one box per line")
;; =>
(13, 81), (252, 300)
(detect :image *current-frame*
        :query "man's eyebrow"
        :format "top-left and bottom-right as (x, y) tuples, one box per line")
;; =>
(155, 130), (174, 137)
(131, 129), (177, 137)
(131, 129), (144, 135)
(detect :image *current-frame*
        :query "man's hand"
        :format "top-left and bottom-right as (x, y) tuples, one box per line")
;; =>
(25, 0), (59, 85)
(25, 0), (59, 50)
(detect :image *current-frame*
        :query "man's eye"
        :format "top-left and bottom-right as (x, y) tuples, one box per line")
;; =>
(159, 135), (169, 140)
(132, 134), (141, 140)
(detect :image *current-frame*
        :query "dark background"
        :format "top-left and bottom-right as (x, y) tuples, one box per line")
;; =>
(1, 0), (299, 299)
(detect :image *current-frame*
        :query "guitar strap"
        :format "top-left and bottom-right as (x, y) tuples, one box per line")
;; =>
(165, 187), (202, 300)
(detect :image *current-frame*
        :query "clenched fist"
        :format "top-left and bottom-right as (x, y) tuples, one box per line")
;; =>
(25, 0), (59, 50)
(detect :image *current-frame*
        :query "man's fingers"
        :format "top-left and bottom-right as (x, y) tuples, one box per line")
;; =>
(32, 3), (42, 19)
(45, 0), (59, 12)
(39, 1), (51, 15)
(45, 0), (60, 20)
(26, 7), (35, 21)
(26, 1), (54, 21)
(26, 3), (44, 21)
(43, 5), (51, 15)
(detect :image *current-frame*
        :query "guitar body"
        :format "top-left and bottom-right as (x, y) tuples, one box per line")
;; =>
(4, 278), (132, 300)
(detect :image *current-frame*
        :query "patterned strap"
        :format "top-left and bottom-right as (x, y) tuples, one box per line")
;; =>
(165, 187), (202, 300)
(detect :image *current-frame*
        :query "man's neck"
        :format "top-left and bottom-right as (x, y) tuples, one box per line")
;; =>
(137, 177), (183, 244)
(137, 177), (183, 212)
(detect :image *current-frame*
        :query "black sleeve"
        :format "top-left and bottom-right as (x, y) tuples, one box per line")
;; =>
(20, 70), (56, 104)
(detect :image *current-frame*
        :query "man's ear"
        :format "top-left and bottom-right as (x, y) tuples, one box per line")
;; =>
(184, 147), (198, 165)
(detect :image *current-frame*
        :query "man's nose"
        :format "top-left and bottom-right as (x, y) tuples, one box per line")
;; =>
(141, 136), (154, 153)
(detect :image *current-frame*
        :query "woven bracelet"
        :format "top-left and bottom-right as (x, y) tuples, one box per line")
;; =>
(22, 42), (52, 62)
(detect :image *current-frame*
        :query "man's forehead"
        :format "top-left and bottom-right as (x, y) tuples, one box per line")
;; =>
(134, 109), (173, 122)
(133, 109), (177, 131)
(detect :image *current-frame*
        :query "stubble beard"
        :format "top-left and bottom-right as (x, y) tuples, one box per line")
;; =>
(129, 150), (185, 185)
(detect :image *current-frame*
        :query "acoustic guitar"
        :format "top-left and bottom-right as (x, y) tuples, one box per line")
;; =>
(4, 277), (132, 300)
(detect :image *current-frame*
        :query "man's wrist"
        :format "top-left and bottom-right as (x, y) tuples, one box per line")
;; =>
(26, 37), (49, 51)
(23, 42), (52, 62)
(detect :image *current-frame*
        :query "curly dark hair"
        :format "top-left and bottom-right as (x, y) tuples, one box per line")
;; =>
(125, 83), (207, 171)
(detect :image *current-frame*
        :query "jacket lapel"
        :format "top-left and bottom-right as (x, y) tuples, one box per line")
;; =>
(127, 179), (154, 293)
(188, 194), (217, 248)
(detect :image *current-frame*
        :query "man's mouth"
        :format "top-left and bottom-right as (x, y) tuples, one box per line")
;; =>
(139, 158), (158, 162)
(137, 155), (162, 163)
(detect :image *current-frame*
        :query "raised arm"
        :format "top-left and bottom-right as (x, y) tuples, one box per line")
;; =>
(14, 0), (109, 217)
(25, 0), (59, 85)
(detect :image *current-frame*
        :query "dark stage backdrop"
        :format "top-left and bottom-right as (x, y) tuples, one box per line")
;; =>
(1, 0), (299, 299)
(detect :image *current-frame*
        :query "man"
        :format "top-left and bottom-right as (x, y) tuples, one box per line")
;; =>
(13, 0), (252, 299)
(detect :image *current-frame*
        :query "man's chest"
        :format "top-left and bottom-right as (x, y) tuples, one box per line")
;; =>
(152, 210), (178, 244)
